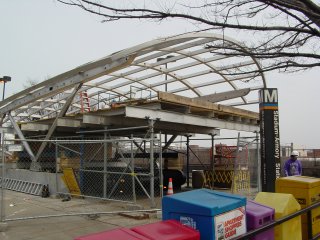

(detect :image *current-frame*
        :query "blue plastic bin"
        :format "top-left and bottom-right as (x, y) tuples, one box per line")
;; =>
(162, 189), (247, 240)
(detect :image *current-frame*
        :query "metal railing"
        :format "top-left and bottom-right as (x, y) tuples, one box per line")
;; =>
(234, 200), (320, 240)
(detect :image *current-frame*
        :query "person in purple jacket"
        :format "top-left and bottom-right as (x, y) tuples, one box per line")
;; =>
(284, 150), (302, 176)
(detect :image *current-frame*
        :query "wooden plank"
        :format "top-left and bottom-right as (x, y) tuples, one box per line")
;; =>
(158, 91), (258, 119)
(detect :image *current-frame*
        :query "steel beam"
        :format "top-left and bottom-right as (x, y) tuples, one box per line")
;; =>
(8, 113), (35, 161)
(83, 115), (220, 135)
(21, 123), (49, 131)
(162, 135), (177, 151)
(125, 106), (259, 132)
(57, 118), (81, 128)
(34, 84), (83, 163)
(0, 56), (134, 115)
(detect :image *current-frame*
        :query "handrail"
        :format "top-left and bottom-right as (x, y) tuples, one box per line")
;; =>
(233, 200), (320, 240)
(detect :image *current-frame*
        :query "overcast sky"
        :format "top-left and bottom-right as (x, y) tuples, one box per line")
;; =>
(1, 1), (319, 148)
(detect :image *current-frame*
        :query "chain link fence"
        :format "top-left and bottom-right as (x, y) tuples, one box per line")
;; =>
(169, 134), (260, 199)
(6, 131), (320, 223)
(0, 132), (163, 221)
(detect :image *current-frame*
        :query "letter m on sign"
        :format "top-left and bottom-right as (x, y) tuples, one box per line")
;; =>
(260, 89), (278, 103)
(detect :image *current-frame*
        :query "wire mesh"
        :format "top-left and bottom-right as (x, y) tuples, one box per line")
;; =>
(0, 134), (162, 221)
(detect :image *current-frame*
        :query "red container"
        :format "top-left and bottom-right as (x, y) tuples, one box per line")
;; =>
(131, 220), (200, 240)
(74, 228), (150, 240)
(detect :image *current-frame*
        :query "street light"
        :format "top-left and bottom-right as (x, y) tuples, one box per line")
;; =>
(156, 55), (176, 92)
(0, 76), (11, 101)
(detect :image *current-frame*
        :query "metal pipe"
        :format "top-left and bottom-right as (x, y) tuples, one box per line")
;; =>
(256, 131), (261, 192)
(76, 126), (149, 134)
(159, 132), (163, 198)
(12, 138), (157, 144)
(8, 113), (35, 161)
(169, 136), (257, 142)
(210, 134), (215, 188)
(4, 209), (161, 222)
(78, 169), (150, 176)
(131, 134), (136, 203)
(149, 119), (155, 208)
(0, 130), (5, 222)
(103, 130), (107, 199)
(55, 138), (59, 195)
(186, 135), (190, 188)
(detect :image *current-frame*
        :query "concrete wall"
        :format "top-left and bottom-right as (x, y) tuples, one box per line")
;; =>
(3, 167), (69, 196)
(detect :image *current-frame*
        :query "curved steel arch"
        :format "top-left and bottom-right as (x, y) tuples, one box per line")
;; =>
(0, 32), (266, 124)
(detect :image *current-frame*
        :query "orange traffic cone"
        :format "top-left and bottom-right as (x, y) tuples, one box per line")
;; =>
(167, 178), (174, 195)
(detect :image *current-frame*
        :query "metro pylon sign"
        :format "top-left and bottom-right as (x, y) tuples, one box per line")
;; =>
(259, 88), (281, 192)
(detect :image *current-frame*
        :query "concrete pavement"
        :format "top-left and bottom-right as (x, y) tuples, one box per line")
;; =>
(0, 190), (160, 240)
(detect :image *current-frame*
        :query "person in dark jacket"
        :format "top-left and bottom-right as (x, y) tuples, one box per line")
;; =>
(284, 150), (302, 176)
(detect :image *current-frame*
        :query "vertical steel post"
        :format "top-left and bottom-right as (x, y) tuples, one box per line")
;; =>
(55, 138), (59, 195)
(159, 132), (163, 198)
(131, 135), (136, 203)
(0, 130), (5, 222)
(256, 131), (261, 192)
(103, 130), (107, 199)
(211, 134), (215, 188)
(186, 135), (190, 188)
(79, 133), (84, 194)
(231, 132), (241, 193)
(149, 119), (155, 208)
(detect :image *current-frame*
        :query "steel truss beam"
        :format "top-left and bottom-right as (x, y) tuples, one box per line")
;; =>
(8, 113), (35, 161)
(34, 84), (83, 165)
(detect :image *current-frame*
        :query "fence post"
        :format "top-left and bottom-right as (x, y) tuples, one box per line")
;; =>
(255, 131), (261, 192)
(210, 133), (215, 181)
(186, 135), (190, 188)
(149, 119), (155, 208)
(159, 132), (163, 198)
(130, 135), (136, 203)
(103, 130), (107, 199)
(55, 138), (59, 195)
(0, 130), (5, 224)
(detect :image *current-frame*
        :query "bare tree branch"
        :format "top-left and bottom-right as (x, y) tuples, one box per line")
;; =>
(57, 0), (320, 74)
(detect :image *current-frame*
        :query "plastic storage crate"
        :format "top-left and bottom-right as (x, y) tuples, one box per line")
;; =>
(162, 189), (247, 240)
(246, 200), (275, 240)
(276, 176), (320, 239)
(131, 220), (200, 240)
(255, 192), (302, 240)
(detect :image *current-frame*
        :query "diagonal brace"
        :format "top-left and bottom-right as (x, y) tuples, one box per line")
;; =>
(8, 113), (36, 161)
(34, 83), (83, 162)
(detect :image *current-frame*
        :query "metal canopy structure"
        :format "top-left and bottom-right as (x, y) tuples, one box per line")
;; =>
(0, 32), (266, 136)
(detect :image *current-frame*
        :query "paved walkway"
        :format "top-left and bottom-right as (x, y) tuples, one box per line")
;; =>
(0, 191), (160, 240)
